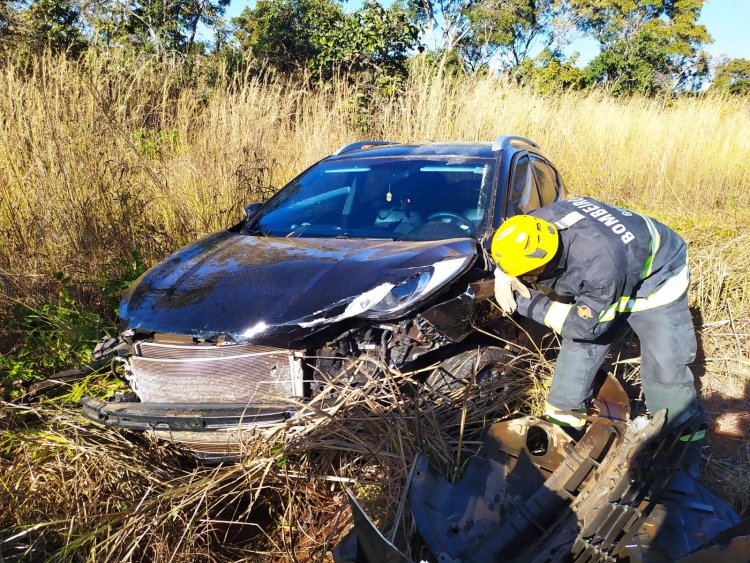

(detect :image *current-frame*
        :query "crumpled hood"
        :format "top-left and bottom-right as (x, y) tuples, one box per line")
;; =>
(120, 231), (477, 343)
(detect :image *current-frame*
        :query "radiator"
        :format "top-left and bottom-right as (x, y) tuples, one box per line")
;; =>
(128, 341), (304, 404)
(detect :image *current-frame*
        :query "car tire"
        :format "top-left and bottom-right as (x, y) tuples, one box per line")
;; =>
(423, 346), (518, 397)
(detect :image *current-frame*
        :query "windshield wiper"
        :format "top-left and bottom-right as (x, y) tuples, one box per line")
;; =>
(286, 223), (311, 238)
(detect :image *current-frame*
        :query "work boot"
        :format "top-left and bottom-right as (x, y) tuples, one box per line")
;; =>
(543, 401), (587, 442)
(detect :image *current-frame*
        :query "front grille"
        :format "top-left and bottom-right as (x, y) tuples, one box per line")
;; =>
(128, 341), (303, 404)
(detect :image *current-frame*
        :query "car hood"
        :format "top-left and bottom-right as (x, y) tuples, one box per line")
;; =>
(120, 231), (478, 344)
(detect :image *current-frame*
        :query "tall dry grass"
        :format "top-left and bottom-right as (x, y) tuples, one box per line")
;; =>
(1, 53), (749, 281)
(1, 52), (749, 560)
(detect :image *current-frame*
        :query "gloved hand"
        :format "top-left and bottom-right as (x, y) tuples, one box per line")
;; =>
(494, 267), (531, 314)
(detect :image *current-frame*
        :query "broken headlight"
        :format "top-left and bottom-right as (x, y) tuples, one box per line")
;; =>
(360, 256), (472, 318)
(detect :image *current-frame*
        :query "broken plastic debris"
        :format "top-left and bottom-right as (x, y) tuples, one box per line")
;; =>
(333, 376), (750, 562)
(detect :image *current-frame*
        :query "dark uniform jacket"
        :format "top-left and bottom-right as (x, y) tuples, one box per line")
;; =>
(516, 197), (689, 341)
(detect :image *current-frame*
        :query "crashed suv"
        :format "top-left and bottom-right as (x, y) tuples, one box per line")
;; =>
(82, 136), (567, 453)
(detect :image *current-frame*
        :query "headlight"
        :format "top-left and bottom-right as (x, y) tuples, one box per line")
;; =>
(360, 256), (472, 318)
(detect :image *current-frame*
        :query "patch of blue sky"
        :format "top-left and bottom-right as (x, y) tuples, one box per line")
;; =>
(699, 0), (750, 60)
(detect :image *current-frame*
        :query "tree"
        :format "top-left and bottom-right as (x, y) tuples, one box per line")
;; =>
(584, 29), (672, 95)
(15, 0), (87, 56)
(88, 0), (230, 55)
(407, 0), (581, 78)
(233, 0), (418, 90)
(464, 0), (566, 70)
(1, 0), (19, 52)
(512, 49), (587, 93)
(569, 0), (711, 94)
(233, 0), (343, 73)
(409, 0), (474, 53)
(711, 57), (750, 95)
(316, 1), (418, 88)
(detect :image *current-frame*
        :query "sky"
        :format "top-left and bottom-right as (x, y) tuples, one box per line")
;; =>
(699, 0), (750, 60)
(218, 0), (750, 65)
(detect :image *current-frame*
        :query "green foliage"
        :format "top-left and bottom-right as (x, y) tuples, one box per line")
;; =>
(133, 128), (181, 157)
(585, 30), (670, 96)
(0, 255), (145, 397)
(0, 0), (725, 99)
(316, 0), (418, 91)
(513, 50), (587, 94)
(233, 0), (418, 92)
(407, 0), (583, 89)
(100, 250), (148, 316)
(2, 274), (102, 388)
(569, 0), (711, 94)
(712, 58), (750, 95)
(413, 49), (471, 76)
(88, 0), (230, 55)
(0, 1), (17, 48)
(465, 0), (561, 69)
(233, 0), (343, 73)
(14, 0), (87, 58)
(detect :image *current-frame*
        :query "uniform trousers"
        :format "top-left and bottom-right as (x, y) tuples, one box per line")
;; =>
(547, 293), (698, 421)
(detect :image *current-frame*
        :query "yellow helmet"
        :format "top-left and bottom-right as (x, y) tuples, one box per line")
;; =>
(491, 215), (559, 276)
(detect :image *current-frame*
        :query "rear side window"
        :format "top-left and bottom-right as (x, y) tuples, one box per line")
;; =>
(508, 155), (541, 215)
(531, 157), (560, 206)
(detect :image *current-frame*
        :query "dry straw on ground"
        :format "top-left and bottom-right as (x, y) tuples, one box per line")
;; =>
(1, 53), (749, 560)
(1, 349), (543, 561)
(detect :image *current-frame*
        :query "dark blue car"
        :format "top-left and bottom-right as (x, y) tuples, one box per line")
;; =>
(82, 136), (567, 455)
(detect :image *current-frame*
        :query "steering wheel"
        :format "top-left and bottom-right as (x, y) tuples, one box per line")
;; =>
(426, 211), (473, 226)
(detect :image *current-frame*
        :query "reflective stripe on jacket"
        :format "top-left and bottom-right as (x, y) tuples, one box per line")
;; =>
(521, 197), (689, 341)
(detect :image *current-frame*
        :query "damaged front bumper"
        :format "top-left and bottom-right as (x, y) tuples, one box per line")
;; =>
(81, 396), (296, 432)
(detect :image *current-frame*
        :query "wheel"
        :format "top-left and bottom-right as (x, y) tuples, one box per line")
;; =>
(424, 347), (518, 396)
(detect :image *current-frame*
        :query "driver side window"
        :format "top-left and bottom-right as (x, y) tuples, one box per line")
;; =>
(508, 155), (541, 215)
(531, 157), (560, 206)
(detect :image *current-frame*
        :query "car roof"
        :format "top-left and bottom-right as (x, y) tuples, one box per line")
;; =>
(325, 138), (546, 161)
(327, 142), (496, 160)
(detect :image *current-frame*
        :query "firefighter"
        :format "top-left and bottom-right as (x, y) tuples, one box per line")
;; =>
(491, 197), (704, 448)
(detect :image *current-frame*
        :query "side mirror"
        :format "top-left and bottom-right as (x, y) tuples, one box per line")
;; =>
(244, 202), (262, 218)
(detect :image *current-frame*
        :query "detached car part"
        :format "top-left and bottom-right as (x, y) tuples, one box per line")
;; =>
(334, 375), (749, 562)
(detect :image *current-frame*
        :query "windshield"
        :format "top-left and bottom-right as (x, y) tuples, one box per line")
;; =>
(245, 156), (495, 241)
